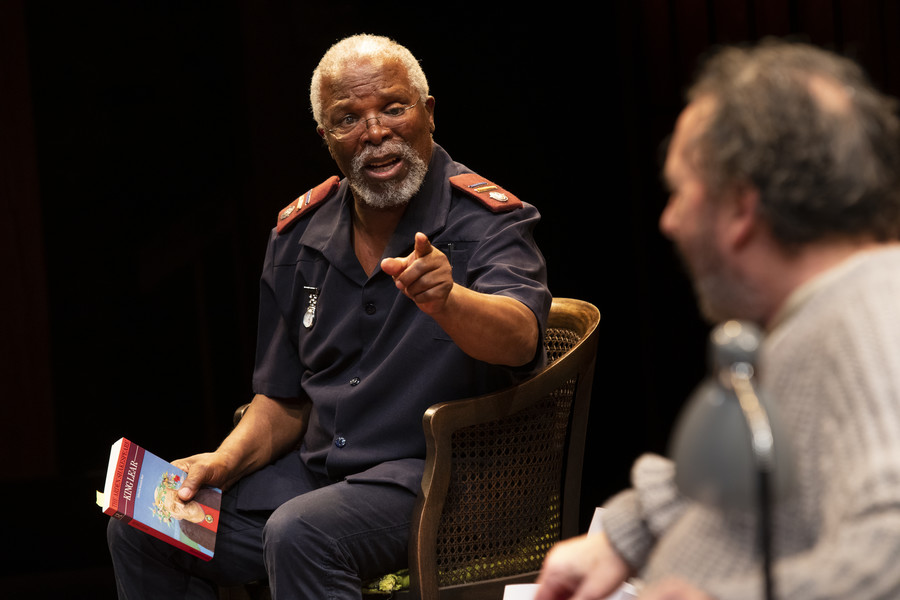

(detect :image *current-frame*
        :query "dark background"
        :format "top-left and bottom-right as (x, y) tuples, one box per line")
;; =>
(3, 1), (899, 597)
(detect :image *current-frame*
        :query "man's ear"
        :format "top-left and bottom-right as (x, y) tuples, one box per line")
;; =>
(425, 96), (435, 134)
(721, 182), (760, 250)
(317, 127), (335, 159)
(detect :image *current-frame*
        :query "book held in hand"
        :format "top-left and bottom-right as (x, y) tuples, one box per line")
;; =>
(98, 437), (221, 561)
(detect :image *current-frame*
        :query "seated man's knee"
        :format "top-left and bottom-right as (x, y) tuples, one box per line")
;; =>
(262, 501), (327, 558)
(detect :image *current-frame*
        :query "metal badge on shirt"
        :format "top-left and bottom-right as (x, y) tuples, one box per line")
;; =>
(303, 286), (319, 329)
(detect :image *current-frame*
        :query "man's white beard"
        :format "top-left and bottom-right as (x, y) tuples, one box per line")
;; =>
(348, 140), (429, 209)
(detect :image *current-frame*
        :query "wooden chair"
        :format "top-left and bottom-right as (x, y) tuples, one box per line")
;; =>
(405, 297), (600, 599)
(221, 297), (600, 600)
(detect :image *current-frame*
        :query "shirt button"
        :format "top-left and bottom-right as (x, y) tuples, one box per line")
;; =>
(364, 302), (376, 315)
(334, 436), (347, 448)
(350, 377), (360, 386)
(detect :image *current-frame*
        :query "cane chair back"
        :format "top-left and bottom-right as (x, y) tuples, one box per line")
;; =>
(407, 297), (600, 599)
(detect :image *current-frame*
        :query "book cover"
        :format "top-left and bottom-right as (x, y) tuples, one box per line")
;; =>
(99, 437), (221, 561)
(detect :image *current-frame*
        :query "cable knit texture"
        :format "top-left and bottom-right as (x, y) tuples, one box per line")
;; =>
(602, 246), (900, 599)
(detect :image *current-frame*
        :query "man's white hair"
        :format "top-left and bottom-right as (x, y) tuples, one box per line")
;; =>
(310, 34), (429, 128)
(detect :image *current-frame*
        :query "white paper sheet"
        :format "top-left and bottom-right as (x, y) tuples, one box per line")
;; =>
(502, 582), (638, 600)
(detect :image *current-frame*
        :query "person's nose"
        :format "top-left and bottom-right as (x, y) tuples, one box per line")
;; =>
(659, 197), (678, 239)
(360, 115), (391, 144)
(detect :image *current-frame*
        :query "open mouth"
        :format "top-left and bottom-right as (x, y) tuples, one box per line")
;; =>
(350, 139), (418, 187)
(363, 155), (404, 180)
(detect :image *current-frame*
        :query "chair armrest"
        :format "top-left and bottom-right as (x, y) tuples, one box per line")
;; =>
(233, 403), (250, 427)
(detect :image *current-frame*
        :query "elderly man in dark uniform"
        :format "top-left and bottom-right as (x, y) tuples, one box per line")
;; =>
(108, 33), (551, 599)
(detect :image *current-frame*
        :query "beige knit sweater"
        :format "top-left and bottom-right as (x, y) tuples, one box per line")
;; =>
(602, 246), (900, 599)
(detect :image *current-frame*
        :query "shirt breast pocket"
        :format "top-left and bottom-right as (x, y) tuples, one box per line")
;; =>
(430, 241), (473, 341)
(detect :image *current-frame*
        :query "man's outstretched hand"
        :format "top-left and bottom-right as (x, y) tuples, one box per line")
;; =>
(382, 232), (538, 366)
(381, 232), (453, 316)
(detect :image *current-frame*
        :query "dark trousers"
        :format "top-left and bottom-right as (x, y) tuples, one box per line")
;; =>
(107, 454), (416, 600)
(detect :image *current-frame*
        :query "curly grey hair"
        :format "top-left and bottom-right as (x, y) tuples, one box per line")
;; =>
(310, 34), (429, 129)
(685, 39), (900, 246)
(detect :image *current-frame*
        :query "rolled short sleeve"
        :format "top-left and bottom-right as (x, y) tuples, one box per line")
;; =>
(252, 229), (305, 399)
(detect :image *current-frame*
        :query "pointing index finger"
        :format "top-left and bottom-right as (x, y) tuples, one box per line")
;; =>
(414, 232), (433, 257)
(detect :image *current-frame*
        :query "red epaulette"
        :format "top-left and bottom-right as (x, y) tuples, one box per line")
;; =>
(276, 176), (341, 234)
(449, 173), (523, 213)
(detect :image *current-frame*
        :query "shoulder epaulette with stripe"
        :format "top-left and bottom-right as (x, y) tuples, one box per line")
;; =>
(449, 173), (523, 213)
(276, 176), (341, 234)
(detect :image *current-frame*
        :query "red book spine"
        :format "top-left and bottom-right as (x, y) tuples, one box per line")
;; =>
(106, 438), (131, 518)
(122, 442), (145, 520)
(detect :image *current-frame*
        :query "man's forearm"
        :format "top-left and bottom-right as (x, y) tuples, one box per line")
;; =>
(431, 284), (538, 367)
(216, 393), (311, 487)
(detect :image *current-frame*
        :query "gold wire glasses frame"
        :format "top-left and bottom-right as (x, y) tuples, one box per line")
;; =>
(325, 99), (420, 140)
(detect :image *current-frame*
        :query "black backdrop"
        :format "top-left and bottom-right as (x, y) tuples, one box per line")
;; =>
(3, 1), (899, 597)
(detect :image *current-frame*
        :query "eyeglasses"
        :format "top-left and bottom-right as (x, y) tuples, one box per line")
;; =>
(325, 99), (420, 141)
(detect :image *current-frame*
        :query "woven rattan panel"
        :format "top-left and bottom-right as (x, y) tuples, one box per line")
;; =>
(434, 327), (580, 586)
(545, 327), (581, 363)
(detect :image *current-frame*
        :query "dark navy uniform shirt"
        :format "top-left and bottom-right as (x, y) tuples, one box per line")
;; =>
(251, 144), (551, 498)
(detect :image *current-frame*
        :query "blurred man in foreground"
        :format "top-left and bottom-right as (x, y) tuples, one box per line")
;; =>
(536, 39), (900, 600)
